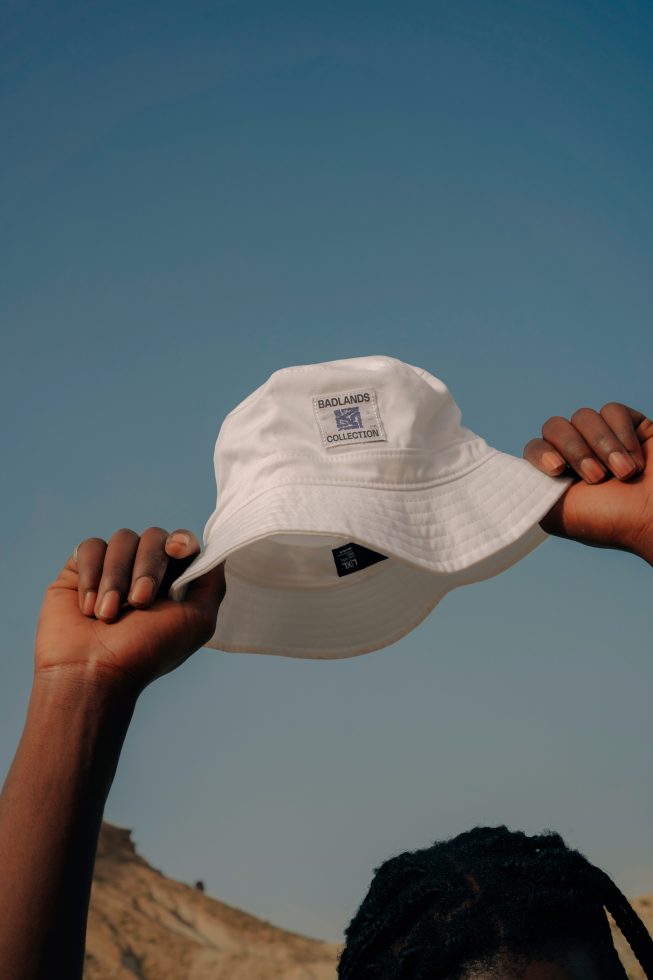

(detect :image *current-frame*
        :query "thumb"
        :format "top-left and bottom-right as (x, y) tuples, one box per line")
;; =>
(183, 561), (226, 617)
(174, 562), (226, 652)
(635, 414), (653, 446)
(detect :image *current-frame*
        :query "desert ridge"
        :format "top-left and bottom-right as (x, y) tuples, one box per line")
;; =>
(86, 822), (339, 979)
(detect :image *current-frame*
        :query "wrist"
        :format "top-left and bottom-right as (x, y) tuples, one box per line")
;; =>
(20, 662), (138, 805)
(27, 665), (139, 797)
(33, 660), (143, 710)
(633, 539), (653, 566)
(620, 519), (653, 566)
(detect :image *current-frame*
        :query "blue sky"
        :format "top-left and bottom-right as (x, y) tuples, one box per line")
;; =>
(1, 0), (652, 942)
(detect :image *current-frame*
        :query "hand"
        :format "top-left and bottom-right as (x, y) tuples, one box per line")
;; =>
(35, 527), (226, 695)
(524, 403), (653, 563)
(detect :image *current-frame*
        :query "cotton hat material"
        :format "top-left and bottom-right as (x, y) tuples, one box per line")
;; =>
(169, 355), (571, 659)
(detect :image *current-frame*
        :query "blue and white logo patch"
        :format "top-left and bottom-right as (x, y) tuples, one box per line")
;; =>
(334, 406), (363, 431)
(312, 389), (387, 450)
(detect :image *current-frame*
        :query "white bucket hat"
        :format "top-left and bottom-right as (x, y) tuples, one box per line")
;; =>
(169, 355), (571, 659)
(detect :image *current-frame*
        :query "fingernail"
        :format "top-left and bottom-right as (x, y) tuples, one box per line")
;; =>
(542, 451), (565, 474)
(129, 576), (154, 605)
(97, 590), (121, 620)
(608, 451), (636, 479)
(580, 458), (606, 483)
(82, 590), (97, 616)
(168, 533), (191, 554)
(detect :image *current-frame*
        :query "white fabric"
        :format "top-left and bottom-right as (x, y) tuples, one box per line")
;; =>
(169, 355), (571, 658)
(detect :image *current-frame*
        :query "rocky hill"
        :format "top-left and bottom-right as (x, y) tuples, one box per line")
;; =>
(85, 823), (340, 979)
(86, 822), (651, 979)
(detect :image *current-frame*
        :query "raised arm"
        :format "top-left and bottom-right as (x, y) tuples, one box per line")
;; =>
(524, 402), (653, 563)
(0, 527), (224, 980)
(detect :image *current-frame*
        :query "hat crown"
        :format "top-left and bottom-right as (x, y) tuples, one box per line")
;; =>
(210, 356), (490, 526)
(228, 355), (458, 449)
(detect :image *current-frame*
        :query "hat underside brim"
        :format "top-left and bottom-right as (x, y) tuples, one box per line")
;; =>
(169, 452), (571, 659)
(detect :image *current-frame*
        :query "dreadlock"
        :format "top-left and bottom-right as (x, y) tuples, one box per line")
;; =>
(338, 826), (653, 979)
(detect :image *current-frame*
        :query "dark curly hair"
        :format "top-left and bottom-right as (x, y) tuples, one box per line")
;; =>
(338, 826), (653, 979)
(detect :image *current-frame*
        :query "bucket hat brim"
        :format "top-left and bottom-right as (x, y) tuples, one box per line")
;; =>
(169, 451), (572, 659)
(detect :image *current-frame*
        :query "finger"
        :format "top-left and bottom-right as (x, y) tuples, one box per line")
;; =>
(523, 438), (567, 476)
(157, 529), (203, 597)
(600, 402), (646, 472)
(633, 412), (653, 445)
(75, 537), (108, 616)
(95, 528), (140, 622)
(570, 406), (638, 480)
(126, 526), (171, 608)
(541, 415), (607, 484)
(164, 529), (201, 560)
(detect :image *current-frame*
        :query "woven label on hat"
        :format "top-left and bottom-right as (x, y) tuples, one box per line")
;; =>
(312, 388), (387, 450)
(332, 542), (388, 577)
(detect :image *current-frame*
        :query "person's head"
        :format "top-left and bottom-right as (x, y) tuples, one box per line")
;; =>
(338, 826), (653, 980)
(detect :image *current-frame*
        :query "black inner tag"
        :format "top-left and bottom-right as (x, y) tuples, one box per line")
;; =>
(332, 542), (388, 577)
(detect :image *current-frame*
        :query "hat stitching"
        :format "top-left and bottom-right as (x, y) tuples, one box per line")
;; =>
(219, 438), (485, 462)
(205, 455), (556, 550)
(215, 490), (537, 559)
(214, 453), (501, 523)
(186, 463), (563, 584)
(172, 502), (550, 604)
